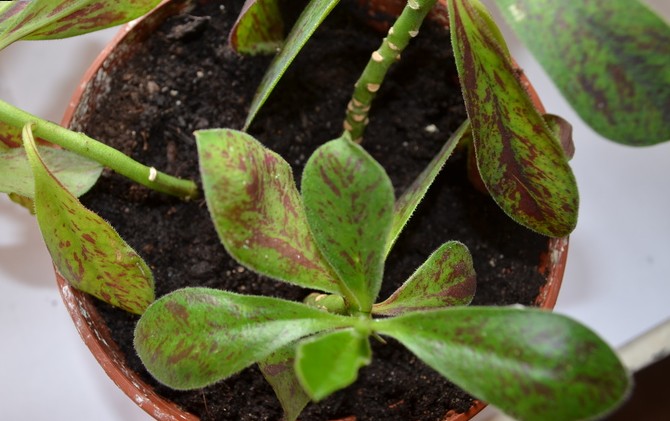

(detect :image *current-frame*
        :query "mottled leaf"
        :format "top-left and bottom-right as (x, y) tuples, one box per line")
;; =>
(389, 121), (469, 256)
(373, 241), (475, 316)
(243, 0), (340, 129)
(23, 124), (153, 314)
(376, 307), (630, 421)
(448, 0), (579, 237)
(302, 136), (394, 312)
(0, 120), (21, 148)
(0, 0), (161, 50)
(495, 0), (670, 145)
(1, 146), (102, 198)
(258, 344), (310, 421)
(134, 288), (353, 390)
(196, 129), (341, 294)
(296, 329), (371, 401)
(544, 114), (575, 160)
(229, 0), (284, 55)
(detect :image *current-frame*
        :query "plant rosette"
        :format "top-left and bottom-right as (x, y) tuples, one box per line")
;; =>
(52, 0), (591, 420)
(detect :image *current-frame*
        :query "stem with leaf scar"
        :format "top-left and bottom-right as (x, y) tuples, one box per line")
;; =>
(344, 0), (438, 142)
(0, 98), (199, 200)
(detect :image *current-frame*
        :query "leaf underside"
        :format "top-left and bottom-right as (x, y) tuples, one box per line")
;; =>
(449, 0), (578, 237)
(258, 344), (311, 421)
(23, 124), (153, 314)
(229, 0), (284, 55)
(376, 307), (630, 421)
(495, 0), (670, 145)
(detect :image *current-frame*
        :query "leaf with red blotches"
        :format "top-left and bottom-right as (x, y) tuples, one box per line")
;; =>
(0, 0), (161, 50)
(23, 123), (153, 314)
(229, 0), (284, 55)
(196, 128), (341, 295)
(258, 344), (310, 421)
(448, 0), (578, 237)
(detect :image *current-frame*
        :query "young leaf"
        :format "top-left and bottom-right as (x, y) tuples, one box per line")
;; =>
(543, 114), (575, 160)
(1, 146), (102, 198)
(388, 121), (469, 256)
(373, 241), (475, 316)
(302, 136), (394, 312)
(196, 129), (341, 295)
(258, 344), (311, 421)
(0, 0), (162, 50)
(448, 0), (579, 238)
(23, 124), (153, 314)
(376, 307), (630, 421)
(229, 0), (284, 55)
(243, 0), (340, 130)
(134, 288), (353, 390)
(495, 0), (670, 146)
(295, 328), (372, 401)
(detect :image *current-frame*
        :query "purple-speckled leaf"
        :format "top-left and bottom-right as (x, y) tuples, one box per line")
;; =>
(134, 288), (353, 390)
(389, 121), (469, 256)
(229, 0), (284, 55)
(196, 129), (341, 294)
(0, 0), (161, 50)
(23, 124), (153, 314)
(495, 0), (670, 146)
(302, 136), (394, 313)
(376, 307), (630, 421)
(1, 146), (102, 198)
(243, 0), (340, 129)
(448, 0), (578, 237)
(373, 241), (475, 316)
(258, 344), (310, 421)
(295, 328), (371, 401)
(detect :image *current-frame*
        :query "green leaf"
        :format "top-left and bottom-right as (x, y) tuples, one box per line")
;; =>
(243, 0), (340, 130)
(134, 288), (353, 390)
(448, 0), (579, 237)
(196, 129), (341, 294)
(376, 307), (630, 421)
(0, 120), (21, 148)
(389, 121), (469, 256)
(373, 241), (475, 316)
(302, 136), (394, 312)
(0, 0), (162, 50)
(1, 146), (102, 198)
(258, 344), (311, 421)
(296, 328), (372, 401)
(543, 114), (575, 160)
(23, 124), (153, 314)
(229, 0), (284, 55)
(495, 0), (670, 146)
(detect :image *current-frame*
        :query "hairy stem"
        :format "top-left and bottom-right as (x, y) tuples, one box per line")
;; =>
(0, 99), (199, 200)
(344, 0), (437, 142)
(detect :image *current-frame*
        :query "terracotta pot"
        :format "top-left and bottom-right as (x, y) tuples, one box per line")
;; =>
(58, 1), (568, 420)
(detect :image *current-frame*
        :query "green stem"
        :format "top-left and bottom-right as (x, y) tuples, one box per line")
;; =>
(344, 0), (437, 142)
(0, 99), (199, 200)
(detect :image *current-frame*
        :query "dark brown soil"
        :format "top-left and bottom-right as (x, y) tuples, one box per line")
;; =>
(75, 0), (549, 420)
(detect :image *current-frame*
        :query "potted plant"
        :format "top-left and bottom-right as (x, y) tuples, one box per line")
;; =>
(2, 0), (667, 419)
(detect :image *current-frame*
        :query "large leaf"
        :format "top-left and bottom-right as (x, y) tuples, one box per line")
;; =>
(376, 307), (630, 421)
(0, 0), (161, 50)
(196, 129), (341, 294)
(373, 241), (475, 316)
(229, 0), (284, 55)
(495, 0), (670, 146)
(389, 121), (469, 256)
(448, 0), (578, 237)
(243, 0), (340, 129)
(134, 288), (353, 390)
(258, 344), (311, 421)
(23, 124), (153, 314)
(1, 146), (102, 198)
(295, 328), (372, 401)
(302, 136), (394, 312)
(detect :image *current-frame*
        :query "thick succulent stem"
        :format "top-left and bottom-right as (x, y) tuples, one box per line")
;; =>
(0, 99), (199, 200)
(344, 0), (438, 142)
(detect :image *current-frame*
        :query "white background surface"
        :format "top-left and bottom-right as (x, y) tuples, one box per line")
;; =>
(1, 1), (668, 420)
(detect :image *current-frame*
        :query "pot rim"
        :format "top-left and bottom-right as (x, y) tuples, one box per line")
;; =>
(57, 1), (568, 420)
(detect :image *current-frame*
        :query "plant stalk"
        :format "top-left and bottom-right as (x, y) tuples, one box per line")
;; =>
(344, 0), (438, 142)
(0, 98), (199, 200)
